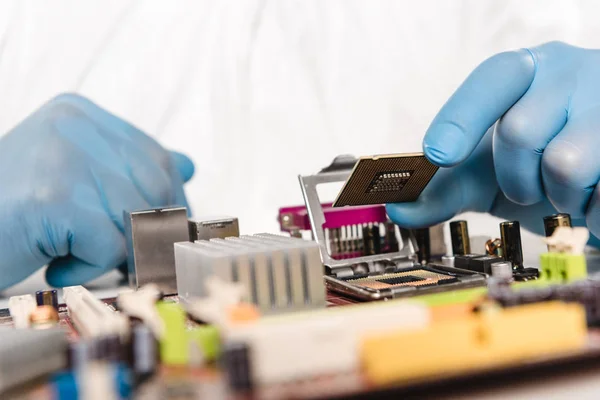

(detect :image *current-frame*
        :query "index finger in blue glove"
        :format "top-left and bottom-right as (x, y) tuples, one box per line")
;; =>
(170, 151), (195, 183)
(387, 130), (499, 228)
(55, 94), (195, 187)
(423, 49), (535, 167)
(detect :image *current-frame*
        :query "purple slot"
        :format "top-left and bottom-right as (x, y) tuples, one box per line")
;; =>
(322, 205), (387, 229)
(278, 203), (387, 232)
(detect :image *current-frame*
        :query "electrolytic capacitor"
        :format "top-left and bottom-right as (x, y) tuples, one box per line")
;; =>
(222, 341), (253, 391)
(543, 213), (572, 238)
(491, 261), (513, 281)
(36, 289), (59, 310)
(450, 220), (471, 256)
(131, 325), (157, 384)
(362, 224), (381, 256)
(414, 228), (431, 264)
(385, 221), (400, 253)
(441, 255), (455, 268)
(500, 221), (523, 269)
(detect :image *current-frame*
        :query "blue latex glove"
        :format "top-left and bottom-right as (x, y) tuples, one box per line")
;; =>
(387, 41), (600, 245)
(0, 94), (194, 290)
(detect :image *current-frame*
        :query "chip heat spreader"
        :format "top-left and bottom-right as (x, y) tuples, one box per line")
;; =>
(332, 153), (438, 207)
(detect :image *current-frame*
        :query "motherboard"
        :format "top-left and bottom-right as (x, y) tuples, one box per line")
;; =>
(2, 153), (600, 400)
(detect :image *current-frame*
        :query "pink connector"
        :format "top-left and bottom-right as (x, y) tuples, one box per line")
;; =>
(278, 203), (397, 259)
(278, 203), (387, 233)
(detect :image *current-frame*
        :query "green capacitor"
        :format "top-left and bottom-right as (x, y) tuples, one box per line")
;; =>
(156, 301), (188, 365)
(187, 325), (221, 362)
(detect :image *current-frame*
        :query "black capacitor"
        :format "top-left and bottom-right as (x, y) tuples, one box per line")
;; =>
(99, 334), (123, 363)
(500, 221), (523, 269)
(36, 289), (59, 310)
(67, 341), (90, 370)
(222, 341), (253, 391)
(385, 221), (400, 253)
(543, 213), (572, 238)
(131, 325), (157, 384)
(414, 228), (431, 264)
(450, 220), (471, 256)
(362, 224), (381, 256)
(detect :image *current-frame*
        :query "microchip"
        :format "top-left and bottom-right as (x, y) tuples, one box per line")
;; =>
(332, 153), (438, 207)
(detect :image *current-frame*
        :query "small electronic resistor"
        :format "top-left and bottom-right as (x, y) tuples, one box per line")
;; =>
(450, 221), (471, 256)
(222, 341), (253, 392)
(36, 289), (59, 311)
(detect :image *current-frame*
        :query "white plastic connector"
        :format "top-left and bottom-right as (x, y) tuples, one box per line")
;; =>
(118, 284), (164, 338)
(185, 276), (246, 326)
(544, 226), (589, 255)
(225, 300), (429, 384)
(8, 294), (37, 329)
(63, 286), (129, 339)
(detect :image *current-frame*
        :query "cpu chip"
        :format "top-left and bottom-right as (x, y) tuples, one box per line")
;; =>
(332, 153), (438, 207)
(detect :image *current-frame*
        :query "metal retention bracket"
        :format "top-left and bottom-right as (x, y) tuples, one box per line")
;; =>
(298, 170), (417, 273)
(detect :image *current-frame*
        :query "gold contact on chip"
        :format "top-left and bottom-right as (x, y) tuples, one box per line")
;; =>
(347, 269), (455, 290)
(332, 153), (438, 207)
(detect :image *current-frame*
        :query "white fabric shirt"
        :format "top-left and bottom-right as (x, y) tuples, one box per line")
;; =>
(0, 0), (598, 256)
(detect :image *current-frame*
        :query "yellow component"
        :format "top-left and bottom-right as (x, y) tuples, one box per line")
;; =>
(429, 303), (474, 323)
(482, 302), (586, 364)
(361, 302), (587, 385)
(362, 316), (483, 383)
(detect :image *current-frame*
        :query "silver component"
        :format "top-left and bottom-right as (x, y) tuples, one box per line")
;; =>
(174, 242), (236, 302)
(240, 236), (292, 309)
(188, 216), (239, 241)
(196, 240), (254, 303)
(298, 170), (417, 273)
(491, 261), (514, 281)
(441, 255), (455, 268)
(222, 237), (273, 310)
(124, 207), (189, 294)
(257, 234), (326, 308)
(429, 223), (447, 259)
(174, 235), (326, 313)
(0, 327), (68, 393)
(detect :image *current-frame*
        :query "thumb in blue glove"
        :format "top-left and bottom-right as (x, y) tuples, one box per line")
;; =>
(0, 93), (194, 290)
(387, 42), (600, 245)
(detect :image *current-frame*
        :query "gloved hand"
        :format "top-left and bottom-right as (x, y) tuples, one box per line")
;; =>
(387, 41), (600, 245)
(0, 93), (194, 290)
